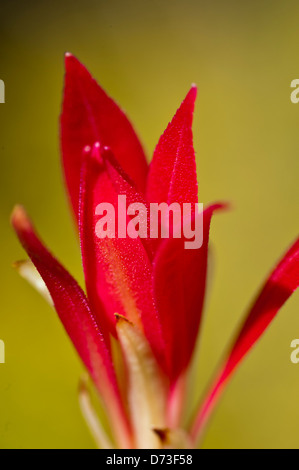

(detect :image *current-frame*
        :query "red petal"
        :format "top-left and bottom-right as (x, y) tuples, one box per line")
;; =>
(153, 204), (226, 381)
(103, 146), (155, 261)
(191, 236), (299, 442)
(11, 205), (131, 447)
(146, 86), (198, 206)
(61, 53), (148, 216)
(79, 144), (165, 365)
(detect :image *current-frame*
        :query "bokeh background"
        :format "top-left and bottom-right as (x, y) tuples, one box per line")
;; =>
(0, 0), (299, 448)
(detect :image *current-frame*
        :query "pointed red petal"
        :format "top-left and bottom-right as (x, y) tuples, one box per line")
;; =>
(61, 53), (148, 216)
(79, 144), (165, 365)
(11, 205), (131, 447)
(153, 204), (226, 381)
(146, 86), (198, 206)
(191, 236), (299, 442)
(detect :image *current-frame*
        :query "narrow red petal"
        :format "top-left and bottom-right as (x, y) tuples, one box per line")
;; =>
(153, 204), (226, 381)
(61, 53), (148, 216)
(146, 86), (198, 206)
(191, 236), (299, 442)
(79, 144), (165, 365)
(11, 205), (131, 447)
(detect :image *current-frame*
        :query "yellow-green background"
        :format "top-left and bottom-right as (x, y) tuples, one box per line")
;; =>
(0, 0), (299, 448)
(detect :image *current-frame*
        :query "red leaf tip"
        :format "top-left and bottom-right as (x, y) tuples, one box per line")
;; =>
(64, 52), (77, 69)
(184, 85), (197, 108)
(64, 52), (77, 64)
(64, 52), (84, 75)
(11, 205), (31, 233)
(189, 83), (197, 95)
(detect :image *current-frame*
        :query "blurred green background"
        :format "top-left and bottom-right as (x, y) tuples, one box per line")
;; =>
(0, 0), (299, 448)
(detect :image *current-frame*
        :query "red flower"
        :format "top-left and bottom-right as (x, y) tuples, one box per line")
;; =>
(11, 54), (299, 448)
